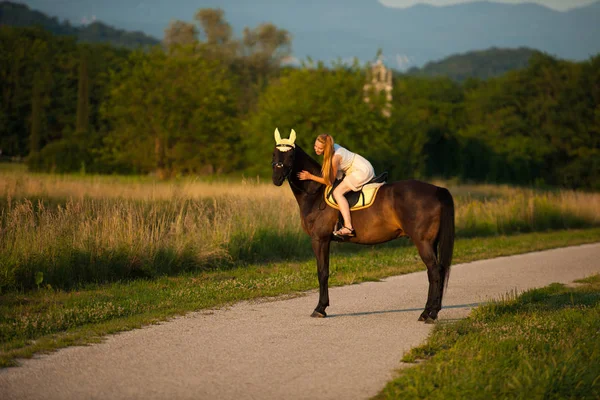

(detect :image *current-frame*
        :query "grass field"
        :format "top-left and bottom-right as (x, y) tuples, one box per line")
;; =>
(2, 229), (600, 368)
(376, 274), (600, 399)
(1, 166), (600, 369)
(2, 169), (599, 292)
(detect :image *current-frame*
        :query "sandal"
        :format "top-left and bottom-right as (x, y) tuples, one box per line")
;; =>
(333, 226), (356, 238)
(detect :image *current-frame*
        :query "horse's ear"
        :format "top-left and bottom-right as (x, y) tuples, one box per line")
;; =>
(289, 129), (297, 145)
(274, 128), (282, 144)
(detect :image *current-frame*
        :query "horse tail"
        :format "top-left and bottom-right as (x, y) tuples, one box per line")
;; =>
(436, 187), (455, 295)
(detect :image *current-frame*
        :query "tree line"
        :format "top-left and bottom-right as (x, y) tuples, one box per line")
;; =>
(1, 9), (598, 189)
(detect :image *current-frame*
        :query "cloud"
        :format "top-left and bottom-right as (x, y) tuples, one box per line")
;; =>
(378, 0), (599, 12)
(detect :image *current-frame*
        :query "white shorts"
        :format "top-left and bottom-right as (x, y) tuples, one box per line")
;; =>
(342, 154), (375, 191)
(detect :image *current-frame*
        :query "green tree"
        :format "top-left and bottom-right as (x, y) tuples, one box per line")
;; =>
(164, 8), (292, 117)
(75, 48), (90, 134)
(101, 45), (239, 177)
(0, 27), (55, 158)
(29, 70), (43, 155)
(243, 61), (390, 176)
(194, 8), (238, 63)
(236, 23), (292, 114)
(551, 54), (600, 189)
(195, 8), (233, 46)
(163, 20), (198, 48)
(26, 32), (52, 158)
(458, 52), (598, 188)
(460, 67), (551, 184)
(389, 76), (465, 179)
(241, 23), (292, 71)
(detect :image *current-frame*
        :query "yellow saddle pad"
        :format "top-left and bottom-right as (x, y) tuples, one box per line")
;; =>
(324, 182), (385, 211)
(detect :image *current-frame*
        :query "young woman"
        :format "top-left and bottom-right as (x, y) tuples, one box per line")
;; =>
(297, 134), (375, 237)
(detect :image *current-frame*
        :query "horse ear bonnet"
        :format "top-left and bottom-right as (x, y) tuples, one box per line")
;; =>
(274, 128), (296, 151)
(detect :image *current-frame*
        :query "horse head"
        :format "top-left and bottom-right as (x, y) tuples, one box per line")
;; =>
(272, 128), (297, 186)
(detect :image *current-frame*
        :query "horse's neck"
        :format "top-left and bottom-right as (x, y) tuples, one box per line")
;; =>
(294, 146), (322, 177)
(288, 147), (323, 201)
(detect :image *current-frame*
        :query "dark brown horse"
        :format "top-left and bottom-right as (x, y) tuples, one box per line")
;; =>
(271, 130), (455, 323)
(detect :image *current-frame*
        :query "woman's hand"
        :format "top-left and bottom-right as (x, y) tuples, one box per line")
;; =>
(297, 170), (312, 181)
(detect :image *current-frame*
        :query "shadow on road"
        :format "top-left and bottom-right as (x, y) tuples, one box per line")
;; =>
(327, 302), (481, 318)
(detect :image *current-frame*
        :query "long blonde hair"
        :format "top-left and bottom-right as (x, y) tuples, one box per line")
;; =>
(317, 134), (335, 186)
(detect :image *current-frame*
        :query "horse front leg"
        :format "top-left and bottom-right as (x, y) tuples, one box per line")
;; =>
(311, 238), (331, 318)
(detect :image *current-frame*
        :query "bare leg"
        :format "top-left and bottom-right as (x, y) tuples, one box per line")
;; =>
(333, 180), (354, 234)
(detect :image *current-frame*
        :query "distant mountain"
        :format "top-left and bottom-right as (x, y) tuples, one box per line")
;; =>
(0, 1), (159, 48)
(405, 47), (540, 81)
(7, 0), (600, 69)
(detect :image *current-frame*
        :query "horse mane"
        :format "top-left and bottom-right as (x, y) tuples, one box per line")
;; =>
(286, 145), (325, 196)
(293, 145), (322, 176)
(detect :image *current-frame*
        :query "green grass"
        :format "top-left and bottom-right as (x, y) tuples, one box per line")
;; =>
(1, 228), (600, 368)
(376, 274), (600, 400)
(2, 171), (600, 370)
(0, 162), (26, 172)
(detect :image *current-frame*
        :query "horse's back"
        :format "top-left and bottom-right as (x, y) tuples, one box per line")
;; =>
(382, 179), (453, 238)
(386, 179), (451, 204)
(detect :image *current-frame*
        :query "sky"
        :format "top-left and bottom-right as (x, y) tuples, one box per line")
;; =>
(379, 0), (598, 11)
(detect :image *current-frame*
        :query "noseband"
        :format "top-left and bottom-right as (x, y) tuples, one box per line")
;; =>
(272, 144), (295, 181)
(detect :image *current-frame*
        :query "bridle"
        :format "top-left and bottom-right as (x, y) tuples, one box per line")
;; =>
(272, 145), (322, 196)
(271, 144), (295, 181)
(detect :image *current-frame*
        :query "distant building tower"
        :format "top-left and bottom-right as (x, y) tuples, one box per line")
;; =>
(363, 58), (392, 117)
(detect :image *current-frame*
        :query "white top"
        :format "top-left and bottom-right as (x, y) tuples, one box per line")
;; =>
(332, 144), (375, 190)
(333, 144), (355, 172)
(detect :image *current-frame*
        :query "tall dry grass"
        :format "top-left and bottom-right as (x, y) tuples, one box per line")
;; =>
(454, 189), (600, 236)
(1, 169), (599, 291)
(0, 168), (285, 201)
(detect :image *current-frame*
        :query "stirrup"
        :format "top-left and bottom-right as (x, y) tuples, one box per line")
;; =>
(333, 226), (355, 238)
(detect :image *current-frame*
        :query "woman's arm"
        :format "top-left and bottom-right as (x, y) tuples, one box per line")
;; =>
(297, 155), (341, 185)
(297, 171), (327, 185)
(331, 154), (340, 178)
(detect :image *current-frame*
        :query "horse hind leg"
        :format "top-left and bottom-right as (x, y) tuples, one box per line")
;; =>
(414, 239), (441, 324)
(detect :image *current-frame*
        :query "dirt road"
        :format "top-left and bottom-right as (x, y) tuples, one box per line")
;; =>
(2, 243), (600, 400)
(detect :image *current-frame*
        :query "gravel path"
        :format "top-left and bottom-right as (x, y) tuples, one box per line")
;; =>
(2, 243), (600, 400)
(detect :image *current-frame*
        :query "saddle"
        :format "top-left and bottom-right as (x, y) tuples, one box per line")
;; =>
(324, 172), (388, 211)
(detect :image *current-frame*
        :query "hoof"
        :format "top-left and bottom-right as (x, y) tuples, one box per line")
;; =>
(418, 311), (429, 322)
(311, 310), (327, 318)
(418, 315), (426, 322)
(425, 317), (436, 324)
